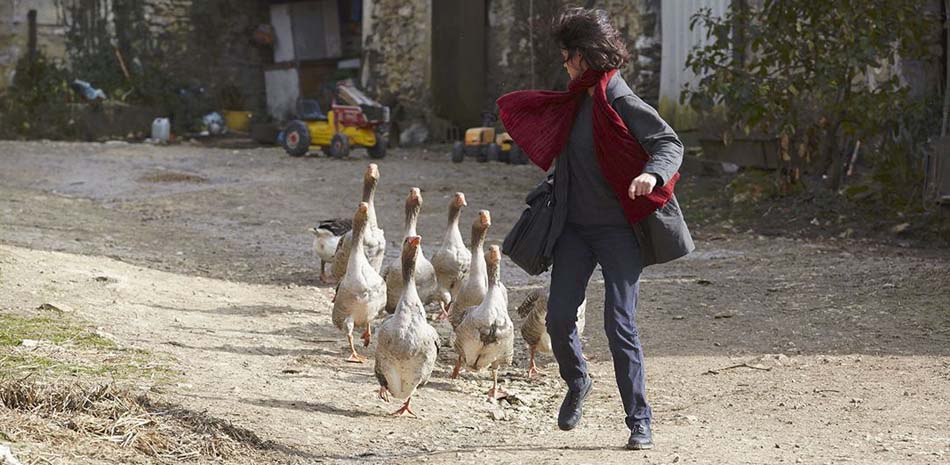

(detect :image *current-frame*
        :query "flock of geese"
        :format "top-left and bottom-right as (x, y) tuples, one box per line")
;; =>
(307, 163), (586, 417)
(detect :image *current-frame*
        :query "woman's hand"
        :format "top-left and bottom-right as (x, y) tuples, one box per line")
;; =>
(628, 173), (657, 200)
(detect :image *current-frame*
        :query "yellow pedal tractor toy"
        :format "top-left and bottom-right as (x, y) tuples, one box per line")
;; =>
(493, 131), (528, 165)
(452, 112), (526, 164)
(282, 81), (389, 159)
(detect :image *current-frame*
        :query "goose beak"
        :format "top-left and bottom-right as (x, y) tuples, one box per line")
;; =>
(479, 210), (492, 227)
(409, 187), (422, 205)
(487, 245), (501, 263)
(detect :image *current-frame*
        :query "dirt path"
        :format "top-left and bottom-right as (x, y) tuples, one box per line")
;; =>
(1, 141), (949, 464)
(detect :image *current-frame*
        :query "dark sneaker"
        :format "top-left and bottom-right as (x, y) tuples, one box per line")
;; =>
(557, 376), (592, 431)
(626, 422), (654, 450)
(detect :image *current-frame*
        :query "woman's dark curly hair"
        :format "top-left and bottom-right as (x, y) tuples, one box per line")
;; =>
(551, 7), (630, 72)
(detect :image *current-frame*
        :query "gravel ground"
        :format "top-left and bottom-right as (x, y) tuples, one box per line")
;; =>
(1, 140), (948, 465)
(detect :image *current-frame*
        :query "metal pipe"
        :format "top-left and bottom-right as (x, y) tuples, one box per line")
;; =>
(27, 10), (37, 68)
(942, 0), (949, 136)
(529, 0), (535, 89)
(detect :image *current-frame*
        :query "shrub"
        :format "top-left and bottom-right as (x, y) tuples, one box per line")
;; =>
(682, 0), (940, 194)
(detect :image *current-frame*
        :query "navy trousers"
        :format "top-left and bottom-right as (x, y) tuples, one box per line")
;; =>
(546, 222), (652, 429)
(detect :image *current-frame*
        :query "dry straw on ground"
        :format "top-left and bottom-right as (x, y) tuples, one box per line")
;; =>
(0, 378), (271, 461)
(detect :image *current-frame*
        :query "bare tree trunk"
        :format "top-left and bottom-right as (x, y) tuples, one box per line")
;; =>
(826, 67), (855, 191)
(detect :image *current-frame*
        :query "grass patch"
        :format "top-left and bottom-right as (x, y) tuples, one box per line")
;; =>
(0, 350), (174, 382)
(0, 353), (58, 371)
(0, 314), (116, 349)
(0, 311), (174, 383)
(138, 171), (208, 184)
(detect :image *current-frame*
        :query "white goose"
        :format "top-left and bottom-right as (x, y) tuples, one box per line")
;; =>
(308, 218), (351, 283)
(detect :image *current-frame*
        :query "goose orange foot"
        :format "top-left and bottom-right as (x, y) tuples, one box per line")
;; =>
(527, 365), (540, 379)
(346, 352), (366, 363)
(391, 398), (417, 417)
(527, 348), (540, 379)
(436, 305), (451, 321)
(487, 386), (509, 401)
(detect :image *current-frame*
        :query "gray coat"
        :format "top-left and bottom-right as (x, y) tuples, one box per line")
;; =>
(550, 74), (694, 267)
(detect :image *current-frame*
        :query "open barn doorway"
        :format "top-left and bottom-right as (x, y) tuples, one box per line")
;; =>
(430, 0), (488, 130)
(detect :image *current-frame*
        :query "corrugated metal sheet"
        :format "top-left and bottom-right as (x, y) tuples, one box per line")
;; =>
(659, 0), (730, 128)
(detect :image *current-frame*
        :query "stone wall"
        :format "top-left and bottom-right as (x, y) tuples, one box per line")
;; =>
(143, 0), (191, 35)
(0, 0), (67, 91)
(360, 0), (661, 137)
(0, 0), (268, 114)
(361, 0), (431, 122)
(180, 0), (270, 113)
(486, 0), (662, 111)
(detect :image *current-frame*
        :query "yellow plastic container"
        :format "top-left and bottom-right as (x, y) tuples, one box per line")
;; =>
(223, 110), (252, 133)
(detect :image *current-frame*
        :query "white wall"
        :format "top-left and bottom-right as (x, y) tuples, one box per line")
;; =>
(659, 0), (730, 128)
(265, 68), (300, 120)
(270, 3), (295, 63)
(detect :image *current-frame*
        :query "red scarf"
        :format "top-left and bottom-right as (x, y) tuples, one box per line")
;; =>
(497, 68), (678, 225)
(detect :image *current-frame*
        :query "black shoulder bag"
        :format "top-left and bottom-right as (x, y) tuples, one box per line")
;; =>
(502, 175), (556, 275)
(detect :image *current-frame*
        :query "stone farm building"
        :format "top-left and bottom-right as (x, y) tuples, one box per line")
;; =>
(0, 0), (946, 142)
(0, 0), (667, 140)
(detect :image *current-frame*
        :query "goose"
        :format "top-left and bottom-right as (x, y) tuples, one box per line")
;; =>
(330, 164), (386, 283)
(332, 202), (387, 363)
(516, 288), (586, 378)
(374, 235), (440, 417)
(452, 245), (514, 400)
(448, 210), (495, 329)
(431, 193), (470, 319)
(383, 188), (439, 313)
(308, 218), (351, 282)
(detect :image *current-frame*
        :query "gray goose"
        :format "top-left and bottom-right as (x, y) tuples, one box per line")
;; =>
(330, 164), (386, 284)
(452, 245), (514, 400)
(374, 235), (440, 417)
(516, 288), (586, 378)
(331, 202), (387, 363)
(448, 210), (495, 330)
(382, 188), (439, 313)
(430, 193), (470, 319)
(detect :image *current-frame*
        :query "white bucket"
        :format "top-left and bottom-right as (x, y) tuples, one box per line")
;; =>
(151, 118), (170, 143)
